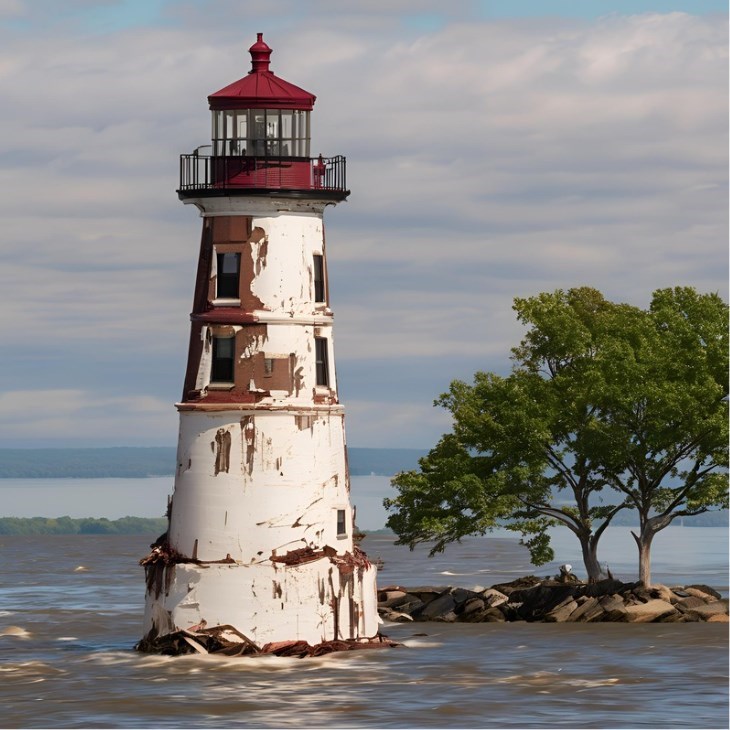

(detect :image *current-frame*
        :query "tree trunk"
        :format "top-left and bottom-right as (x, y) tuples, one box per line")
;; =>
(578, 534), (603, 582)
(631, 528), (654, 587)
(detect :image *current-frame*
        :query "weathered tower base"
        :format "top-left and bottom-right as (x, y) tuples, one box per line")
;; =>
(138, 545), (390, 656)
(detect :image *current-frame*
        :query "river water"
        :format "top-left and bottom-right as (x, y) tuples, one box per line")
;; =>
(1, 523), (728, 728)
(1, 477), (728, 727)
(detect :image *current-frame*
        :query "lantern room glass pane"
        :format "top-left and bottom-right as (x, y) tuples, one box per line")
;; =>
(252, 111), (266, 155)
(281, 111), (293, 156)
(237, 115), (247, 155)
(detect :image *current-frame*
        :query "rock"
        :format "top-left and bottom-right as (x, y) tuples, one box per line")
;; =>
(684, 587), (719, 602)
(395, 597), (425, 614)
(684, 600), (729, 621)
(459, 598), (486, 616)
(599, 594), (626, 613)
(451, 588), (479, 605)
(585, 578), (639, 597)
(545, 599), (578, 623)
(480, 588), (508, 607)
(482, 607), (506, 622)
(415, 590), (457, 620)
(675, 596), (708, 612)
(649, 584), (677, 604)
(509, 584), (577, 620)
(379, 590), (408, 608)
(491, 576), (543, 595)
(707, 614), (729, 623)
(569, 597), (604, 622)
(686, 584), (722, 600)
(407, 586), (450, 601)
(379, 609), (414, 623)
(658, 611), (690, 623)
(624, 599), (678, 623)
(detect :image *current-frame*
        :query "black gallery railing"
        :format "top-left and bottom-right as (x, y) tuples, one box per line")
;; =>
(179, 153), (347, 194)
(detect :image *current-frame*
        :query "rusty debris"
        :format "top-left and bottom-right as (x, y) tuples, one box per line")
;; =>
(270, 545), (337, 566)
(268, 545), (372, 573)
(136, 626), (399, 657)
(139, 538), (184, 568)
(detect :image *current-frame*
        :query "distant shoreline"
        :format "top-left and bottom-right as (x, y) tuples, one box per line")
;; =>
(1, 516), (727, 536)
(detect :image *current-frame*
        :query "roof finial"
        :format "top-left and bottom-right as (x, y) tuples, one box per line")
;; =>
(249, 32), (272, 73)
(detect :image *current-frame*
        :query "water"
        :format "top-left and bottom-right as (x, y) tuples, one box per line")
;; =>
(0, 477), (728, 727)
(0, 528), (727, 728)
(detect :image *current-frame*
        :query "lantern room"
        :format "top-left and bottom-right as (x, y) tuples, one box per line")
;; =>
(179, 33), (346, 198)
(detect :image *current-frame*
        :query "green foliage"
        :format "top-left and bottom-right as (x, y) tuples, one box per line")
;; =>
(0, 516), (168, 536)
(385, 287), (729, 581)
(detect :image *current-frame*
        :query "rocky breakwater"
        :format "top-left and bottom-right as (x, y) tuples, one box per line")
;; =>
(378, 577), (729, 624)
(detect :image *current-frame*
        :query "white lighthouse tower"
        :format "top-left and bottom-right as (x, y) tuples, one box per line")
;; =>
(139, 34), (381, 655)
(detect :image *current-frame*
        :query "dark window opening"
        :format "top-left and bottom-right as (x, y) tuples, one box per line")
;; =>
(313, 254), (325, 303)
(217, 252), (240, 299)
(264, 357), (274, 376)
(336, 509), (347, 537)
(315, 337), (329, 387)
(211, 336), (235, 383)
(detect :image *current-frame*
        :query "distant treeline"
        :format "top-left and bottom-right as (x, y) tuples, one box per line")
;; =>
(0, 516), (168, 536)
(0, 447), (428, 479)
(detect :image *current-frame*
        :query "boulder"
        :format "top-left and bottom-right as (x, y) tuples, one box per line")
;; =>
(451, 587), (479, 605)
(686, 584), (722, 600)
(481, 588), (509, 607)
(545, 598), (578, 623)
(379, 590), (408, 608)
(649, 584), (677, 604)
(459, 597), (486, 616)
(491, 576), (543, 595)
(415, 590), (457, 620)
(675, 596), (708, 612)
(380, 609), (414, 623)
(624, 599), (678, 623)
(569, 596), (604, 622)
(684, 600), (729, 622)
(482, 607), (507, 622)
(684, 587), (719, 602)
(707, 614), (729, 623)
(599, 594), (626, 613)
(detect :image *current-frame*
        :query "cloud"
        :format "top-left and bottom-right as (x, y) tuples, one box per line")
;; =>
(0, 389), (175, 444)
(0, 5), (726, 448)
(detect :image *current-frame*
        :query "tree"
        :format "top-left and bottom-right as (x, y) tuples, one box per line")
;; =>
(385, 287), (728, 585)
(593, 287), (728, 584)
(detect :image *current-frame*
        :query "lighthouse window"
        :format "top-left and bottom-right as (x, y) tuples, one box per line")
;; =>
(216, 252), (240, 299)
(211, 336), (235, 384)
(313, 255), (325, 302)
(213, 109), (310, 158)
(315, 337), (329, 387)
(336, 509), (347, 537)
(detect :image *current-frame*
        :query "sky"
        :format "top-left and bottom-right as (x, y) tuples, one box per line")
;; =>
(0, 0), (727, 451)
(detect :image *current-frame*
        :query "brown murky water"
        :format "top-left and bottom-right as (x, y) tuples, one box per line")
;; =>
(0, 532), (727, 728)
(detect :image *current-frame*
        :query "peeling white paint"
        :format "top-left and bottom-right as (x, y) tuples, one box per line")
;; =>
(142, 193), (379, 650)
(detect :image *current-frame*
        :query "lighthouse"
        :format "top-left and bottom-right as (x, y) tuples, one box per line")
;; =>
(139, 34), (381, 655)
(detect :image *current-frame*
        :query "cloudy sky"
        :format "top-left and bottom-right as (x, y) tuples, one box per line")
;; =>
(0, 0), (727, 450)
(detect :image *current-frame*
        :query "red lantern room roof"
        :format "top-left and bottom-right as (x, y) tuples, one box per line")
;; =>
(208, 33), (316, 111)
